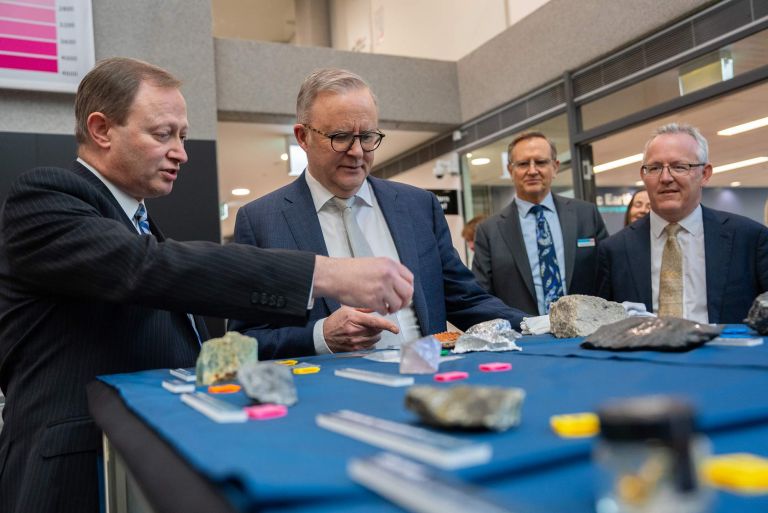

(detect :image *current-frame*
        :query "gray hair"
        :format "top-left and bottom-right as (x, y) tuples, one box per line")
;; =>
(296, 68), (377, 123)
(644, 123), (709, 163)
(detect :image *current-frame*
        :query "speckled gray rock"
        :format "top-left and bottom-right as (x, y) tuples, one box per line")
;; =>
(399, 336), (441, 374)
(405, 385), (525, 432)
(746, 292), (768, 335)
(550, 294), (628, 338)
(195, 331), (259, 385)
(237, 361), (297, 406)
(582, 317), (722, 351)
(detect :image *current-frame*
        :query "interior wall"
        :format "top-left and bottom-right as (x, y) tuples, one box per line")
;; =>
(458, 0), (711, 122)
(330, 0), (509, 61)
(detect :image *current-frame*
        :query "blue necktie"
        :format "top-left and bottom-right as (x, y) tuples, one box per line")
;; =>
(134, 203), (151, 235)
(530, 204), (564, 312)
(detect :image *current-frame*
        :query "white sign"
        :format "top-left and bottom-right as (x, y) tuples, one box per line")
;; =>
(0, 0), (94, 93)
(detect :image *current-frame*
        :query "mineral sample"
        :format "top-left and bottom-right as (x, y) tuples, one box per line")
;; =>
(453, 318), (521, 353)
(582, 317), (722, 351)
(746, 292), (768, 335)
(400, 336), (441, 374)
(405, 385), (525, 431)
(195, 331), (259, 385)
(237, 361), (297, 406)
(549, 294), (628, 338)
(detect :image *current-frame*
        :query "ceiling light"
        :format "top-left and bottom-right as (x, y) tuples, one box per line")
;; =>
(730, 181), (742, 187)
(634, 180), (644, 186)
(593, 154), (643, 173)
(713, 156), (768, 174)
(466, 153), (473, 159)
(471, 157), (490, 166)
(231, 188), (250, 196)
(717, 116), (768, 136)
(280, 153), (288, 161)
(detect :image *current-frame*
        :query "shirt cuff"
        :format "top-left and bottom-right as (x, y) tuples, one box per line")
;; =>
(313, 318), (332, 355)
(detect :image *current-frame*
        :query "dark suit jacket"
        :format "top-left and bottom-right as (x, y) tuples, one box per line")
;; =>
(229, 173), (525, 360)
(597, 206), (768, 323)
(472, 194), (608, 314)
(0, 162), (316, 513)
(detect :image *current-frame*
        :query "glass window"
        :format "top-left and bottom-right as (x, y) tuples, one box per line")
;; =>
(581, 29), (768, 130)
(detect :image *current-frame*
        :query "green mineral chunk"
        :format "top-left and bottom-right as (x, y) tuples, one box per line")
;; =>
(195, 331), (259, 386)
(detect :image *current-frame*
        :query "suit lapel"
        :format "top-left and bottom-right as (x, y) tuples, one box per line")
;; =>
(499, 200), (536, 302)
(370, 177), (428, 332)
(283, 174), (339, 312)
(626, 217), (653, 308)
(554, 195), (576, 290)
(702, 206), (731, 322)
(71, 161), (137, 233)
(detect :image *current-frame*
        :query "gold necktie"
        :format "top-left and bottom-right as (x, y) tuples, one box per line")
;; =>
(658, 223), (683, 317)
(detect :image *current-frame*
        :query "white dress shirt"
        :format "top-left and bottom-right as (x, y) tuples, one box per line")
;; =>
(515, 193), (567, 315)
(305, 171), (421, 354)
(649, 206), (708, 323)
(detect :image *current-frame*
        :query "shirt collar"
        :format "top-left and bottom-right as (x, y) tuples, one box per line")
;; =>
(515, 192), (555, 217)
(77, 157), (141, 223)
(650, 204), (703, 239)
(304, 168), (372, 212)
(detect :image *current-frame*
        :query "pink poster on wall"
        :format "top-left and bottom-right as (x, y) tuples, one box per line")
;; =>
(0, 0), (93, 93)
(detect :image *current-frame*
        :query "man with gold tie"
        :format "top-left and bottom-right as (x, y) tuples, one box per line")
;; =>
(597, 123), (768, 322)
(230, 68), (525, 359)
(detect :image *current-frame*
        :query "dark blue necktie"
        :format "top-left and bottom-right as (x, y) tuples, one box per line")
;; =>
(134, 203), (151, 235)
(530, 204), (564, 312)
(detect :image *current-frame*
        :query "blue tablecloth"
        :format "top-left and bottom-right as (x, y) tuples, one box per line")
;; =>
(99, 332), (768, 512)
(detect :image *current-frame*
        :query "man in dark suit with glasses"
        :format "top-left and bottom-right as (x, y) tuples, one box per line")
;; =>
(231, 68), (525, 359)
(597, 122), (768, 322)
(472, 131), (608, 316)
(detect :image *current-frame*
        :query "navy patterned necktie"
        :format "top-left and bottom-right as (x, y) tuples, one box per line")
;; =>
(134, 203), (151, 235)
(530, 204), (564, 312)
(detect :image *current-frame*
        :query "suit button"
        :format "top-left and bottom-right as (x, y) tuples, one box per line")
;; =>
(268, 295), (277, 307)
(260, 292), (269, 305)
(250, 292), (261, 305)
(276, 296), (286, 308)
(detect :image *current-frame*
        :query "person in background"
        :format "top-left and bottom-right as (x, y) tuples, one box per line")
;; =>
(472, 131), (608, 315)
(462, 214), (487, 252)
(0, 58), (413, 513)
(598, 122), (768, 323)
(624, 188), (651, 226)
(230, 68), (525, 360)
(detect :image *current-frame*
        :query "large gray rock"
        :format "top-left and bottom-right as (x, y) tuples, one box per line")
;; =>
(237, 361), (297, 406)
(746, 292), (768, 335)
(550, 294), (628, 338)
(405, 385), (525, 432)
(582, 317), (722, 351)
(195, 331), (259, 385)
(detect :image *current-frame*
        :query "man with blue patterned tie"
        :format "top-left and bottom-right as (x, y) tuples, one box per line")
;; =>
(0, 58), (414, 513)
(473, 132), (608, 315)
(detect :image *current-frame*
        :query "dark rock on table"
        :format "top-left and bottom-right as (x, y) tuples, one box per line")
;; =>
(746, 292), (768, 335)
(582, 317), (722, 352)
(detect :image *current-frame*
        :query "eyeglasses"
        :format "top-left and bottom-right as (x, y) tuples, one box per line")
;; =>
(641, 163), (705, 176)
(303, 124), (385, 153)
(511, 158), (553, 171)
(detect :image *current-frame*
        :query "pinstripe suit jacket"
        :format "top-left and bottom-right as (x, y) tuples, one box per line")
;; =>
(0, 162), (315, 513)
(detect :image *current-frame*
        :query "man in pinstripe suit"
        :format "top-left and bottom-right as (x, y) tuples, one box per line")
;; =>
(0, 57), (413, 513)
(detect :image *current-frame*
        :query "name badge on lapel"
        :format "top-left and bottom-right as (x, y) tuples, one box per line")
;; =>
(577, 238), (596, 248)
